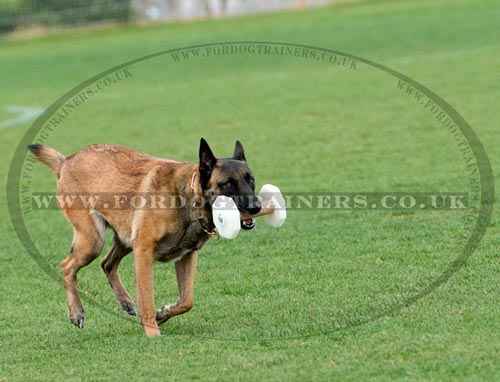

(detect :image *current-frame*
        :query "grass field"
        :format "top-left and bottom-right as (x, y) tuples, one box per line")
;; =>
(1, 0), (499, 381)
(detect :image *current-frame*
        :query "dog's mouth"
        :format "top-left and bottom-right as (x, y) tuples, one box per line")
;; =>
(241, 218), (255, 230)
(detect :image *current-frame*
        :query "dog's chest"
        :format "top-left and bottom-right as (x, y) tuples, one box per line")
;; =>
(154, 221), (209, 262)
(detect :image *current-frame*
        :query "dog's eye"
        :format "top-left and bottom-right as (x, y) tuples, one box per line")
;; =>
(248, 178), (255, 187)
(218, 179), (236, 190)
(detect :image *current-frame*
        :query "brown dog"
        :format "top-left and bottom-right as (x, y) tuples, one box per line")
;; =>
(28, 139), (261, 336)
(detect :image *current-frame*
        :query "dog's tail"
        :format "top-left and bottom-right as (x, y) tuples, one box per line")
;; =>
(28, 144), (65, 178)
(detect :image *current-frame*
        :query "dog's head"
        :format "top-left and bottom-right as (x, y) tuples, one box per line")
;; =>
(199, 138), (261, 230)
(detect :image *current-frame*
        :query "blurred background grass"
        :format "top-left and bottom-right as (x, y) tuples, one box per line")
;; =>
(0, 0), (499, 381)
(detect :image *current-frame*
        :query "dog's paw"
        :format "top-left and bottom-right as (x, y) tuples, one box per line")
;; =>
(143, 325), (161, 337)
(156, 305), (173, 325)
(68, 308), (85, 329)
(119, 300), (137, 316)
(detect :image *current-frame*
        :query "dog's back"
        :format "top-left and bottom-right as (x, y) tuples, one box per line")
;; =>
(32, 143), (178, 192)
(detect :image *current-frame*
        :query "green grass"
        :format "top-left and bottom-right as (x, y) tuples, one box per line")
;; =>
(1, 0), (499, 380)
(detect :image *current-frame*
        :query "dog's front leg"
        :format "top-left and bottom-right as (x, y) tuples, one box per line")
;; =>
(157, 250), (198, 325)
(133, 243), (160, 337)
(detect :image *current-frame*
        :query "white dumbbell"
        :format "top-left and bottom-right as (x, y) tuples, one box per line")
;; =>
(212, 184), (287, 239)
(253, 184), (287, 228)
(212, 195), (241, 239)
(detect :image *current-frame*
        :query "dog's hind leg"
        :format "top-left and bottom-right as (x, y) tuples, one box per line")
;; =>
(101, 235), (135, 315)
(156, 250), (198, 325)
(61, 211), (106, 328)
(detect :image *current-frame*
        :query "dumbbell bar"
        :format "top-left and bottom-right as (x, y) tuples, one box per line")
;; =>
(239, 199), (275, 220)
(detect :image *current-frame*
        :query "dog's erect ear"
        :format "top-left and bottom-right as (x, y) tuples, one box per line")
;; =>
(232, 140), (246, 162)
(199, 138), (217, 187)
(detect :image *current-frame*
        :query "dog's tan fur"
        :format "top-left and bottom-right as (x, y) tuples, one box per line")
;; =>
(29, 140), (258, 336)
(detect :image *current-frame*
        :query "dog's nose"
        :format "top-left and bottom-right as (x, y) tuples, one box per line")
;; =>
(247, 200), (262, 215)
